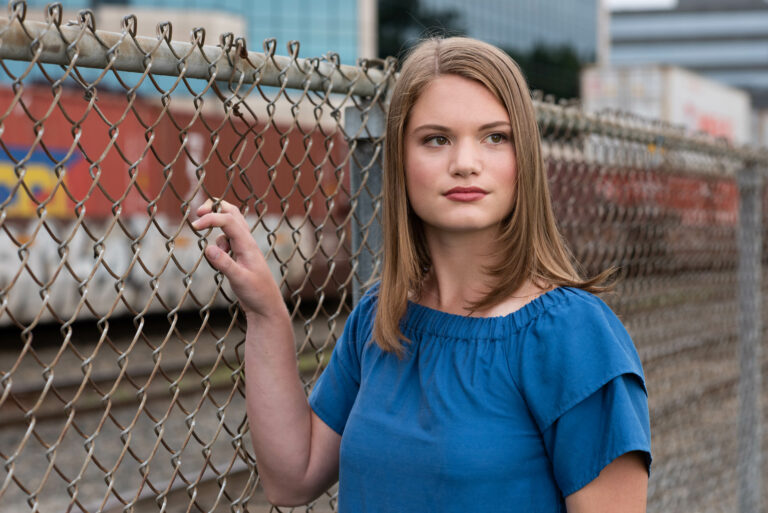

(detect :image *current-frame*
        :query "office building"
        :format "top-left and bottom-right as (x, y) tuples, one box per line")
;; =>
(610, 0), (768, 107)
(421, 0), (601, 62)
(20, 0), (376, 64)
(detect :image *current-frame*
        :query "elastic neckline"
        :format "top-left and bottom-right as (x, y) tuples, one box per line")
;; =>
(402, 286), (572, 340)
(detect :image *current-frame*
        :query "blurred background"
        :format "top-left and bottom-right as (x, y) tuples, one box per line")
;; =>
(16, 0), (767, 145)
(0, 1), (766, 512)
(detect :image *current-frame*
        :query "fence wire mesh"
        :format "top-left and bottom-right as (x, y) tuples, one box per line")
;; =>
(539, 103), (767, 512)
(0, 3), (765, 513)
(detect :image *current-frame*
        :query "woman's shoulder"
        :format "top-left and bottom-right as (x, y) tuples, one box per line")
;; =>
(355, 281), (381, 315)
(352, 281), (625, 344)
(492, 284), (625, 336)
(521, 285), (637, 366)
(532, 286), (631, 344)
(341, 282), (381, 341)
(511, 286), (646, 431)
(541, 284), (612, 311)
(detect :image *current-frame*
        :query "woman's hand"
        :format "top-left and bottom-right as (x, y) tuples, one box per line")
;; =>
(192, 199), (286, 320)
(194, 199), (340, 505)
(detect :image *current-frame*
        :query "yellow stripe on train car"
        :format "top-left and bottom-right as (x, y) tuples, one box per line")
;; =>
(0, 162), (71, 218)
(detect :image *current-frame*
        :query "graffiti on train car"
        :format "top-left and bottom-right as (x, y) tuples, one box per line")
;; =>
(0, 213), (311, 325)
(0, 85), (354, 327)
(595, 171), (738, 227)
(0, 146), (79, 218)
(592, 170), (739, 274)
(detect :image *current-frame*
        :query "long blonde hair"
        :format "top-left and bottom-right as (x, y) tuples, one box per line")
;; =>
(373, 37), (614, 354)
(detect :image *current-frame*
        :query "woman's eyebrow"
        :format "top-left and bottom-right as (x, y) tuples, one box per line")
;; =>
(410, 121), (511, 133)
(410, 123), (450, 133)
(479, 121), (512, 130)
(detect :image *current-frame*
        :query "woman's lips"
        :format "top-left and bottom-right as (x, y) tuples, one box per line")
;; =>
(444, 186), (487, 202)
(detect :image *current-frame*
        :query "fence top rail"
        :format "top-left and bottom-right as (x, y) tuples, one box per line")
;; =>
(535, 100), (768, 167)
(0, 6), (395, 98)
(1, 2), (766, 167)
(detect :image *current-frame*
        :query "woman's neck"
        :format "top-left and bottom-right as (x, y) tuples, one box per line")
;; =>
(418, 229), (497, 315)
(416, 228), (548, 317)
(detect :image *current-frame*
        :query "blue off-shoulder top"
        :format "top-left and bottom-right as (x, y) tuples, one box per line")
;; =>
(309, 285), (651, 513)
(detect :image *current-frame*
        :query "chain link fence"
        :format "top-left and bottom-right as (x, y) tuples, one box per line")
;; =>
(0, 3), (765, 512)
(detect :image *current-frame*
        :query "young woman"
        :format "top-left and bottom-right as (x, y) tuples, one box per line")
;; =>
(193, 37), (651, 512)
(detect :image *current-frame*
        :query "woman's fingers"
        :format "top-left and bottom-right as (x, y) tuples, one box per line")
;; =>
(196, 198), (217, 217)
(192, 211), (249, 239)
(195, 198), (239, 217)
(192, 201), (267, 276)
(215, 233), (231, 253)
(195, 201), (210, 217)
(194, 215), (258, 269)
(193, 198), (283, 318)
(203, 244), (242, 280)
(192, 215), (253, 263)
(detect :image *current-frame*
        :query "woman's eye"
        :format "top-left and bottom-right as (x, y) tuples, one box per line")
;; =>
(425, 135), (449, 146)
(486, 133), (508, 144)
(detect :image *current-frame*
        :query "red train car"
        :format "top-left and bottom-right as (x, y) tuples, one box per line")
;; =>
(1, 84), (741, 326)
(0, 85), (352, 326)
(548, 154), (739, 278)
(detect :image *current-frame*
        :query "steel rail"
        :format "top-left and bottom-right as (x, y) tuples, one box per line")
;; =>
(0, 16), (390, 97)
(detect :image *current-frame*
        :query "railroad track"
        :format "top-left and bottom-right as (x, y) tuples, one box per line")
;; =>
(1, 276), (766, 513)
(0, 308), (340, 513)
(0, 357), (242, 427)
(0, 348), (332, 428)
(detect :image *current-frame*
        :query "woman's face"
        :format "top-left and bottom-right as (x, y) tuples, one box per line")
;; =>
(403, 74), (517, 240)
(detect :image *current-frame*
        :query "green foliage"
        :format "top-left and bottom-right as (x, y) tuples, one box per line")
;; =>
(378, 0), (464, 61)
(504, 45), (584, 101)
(376, 0), (583, 101)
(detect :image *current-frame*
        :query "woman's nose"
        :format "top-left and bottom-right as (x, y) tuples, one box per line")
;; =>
(449, 139), (480, 177)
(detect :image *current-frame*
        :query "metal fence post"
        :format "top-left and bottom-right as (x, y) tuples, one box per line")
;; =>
(345, 102), (386, 306)
(737, 162), (763, 513)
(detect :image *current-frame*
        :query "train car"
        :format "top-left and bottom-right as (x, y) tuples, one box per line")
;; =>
(547, 143), (740, 279)
(2, 83), (742, 328)
(0, 84), (352, 327)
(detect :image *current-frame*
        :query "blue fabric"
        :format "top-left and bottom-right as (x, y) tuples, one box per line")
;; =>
(309, 286), (651, 512)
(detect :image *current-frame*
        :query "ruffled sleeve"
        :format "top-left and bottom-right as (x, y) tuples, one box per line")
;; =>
(510, 288), (651, 494)
(308, 289), (376, 435)
(542, 374), (651, 495)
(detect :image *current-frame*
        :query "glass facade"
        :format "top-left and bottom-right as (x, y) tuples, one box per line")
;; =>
(612, 10), (768, 38)
(21, 0), (360, 64)
(8, 0), (363, 103)
(610, 4), (768, 107)
(421, 0), (599, 61)
(612, 41), (768, 67)
(705, 71), (768, 89)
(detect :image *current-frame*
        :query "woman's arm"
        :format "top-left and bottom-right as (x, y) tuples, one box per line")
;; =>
(193, 200), (340, 506)
(565, 452), (648, 513)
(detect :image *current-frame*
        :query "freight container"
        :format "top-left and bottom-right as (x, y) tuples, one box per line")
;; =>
(755, 109), (768, 148)
(0, 85), (351, 326)
(581, 65), (752, 146)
